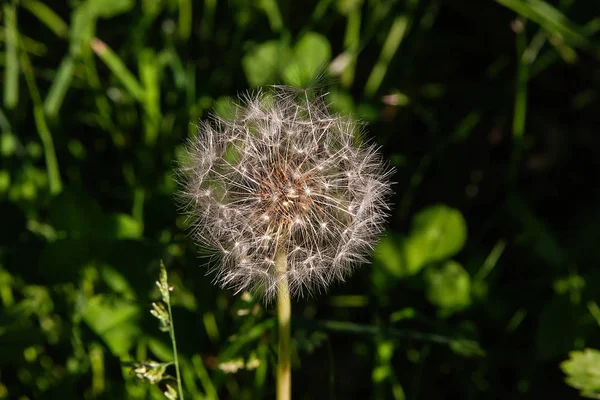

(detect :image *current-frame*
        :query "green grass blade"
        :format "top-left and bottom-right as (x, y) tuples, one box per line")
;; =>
(200, 0), (216, 40)
(139, 48), (161, 146)
(364, 15), (409, 97)
(91, 38), (145, 102)
(513, 21), (528, 139)
(340, 6), (361, 88)
(21, 0), (69, 38)
(20, 49), (62, 194)
(192, 355), (218, 400)
(3, 3), (19, 110)
(258, 0), (284, 33)
(177, 0), (192, 40)
(44, 56), (75, 118)
(497, 0), (596, 51)
(510, 20), (529, 184)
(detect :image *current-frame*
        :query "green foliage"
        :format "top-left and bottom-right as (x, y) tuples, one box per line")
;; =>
(424, 261), (471, 315)
(373, 205), (467, 280)
(83, 295), (142, 356)
(561, 349), (600, 398)
(1, 0), (600, 399)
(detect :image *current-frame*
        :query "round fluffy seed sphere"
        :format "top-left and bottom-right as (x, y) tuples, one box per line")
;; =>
(178, 87), (393, 300)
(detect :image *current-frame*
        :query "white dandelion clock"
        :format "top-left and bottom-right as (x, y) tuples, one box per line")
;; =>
(178, 86), (394, 301)
(178, 86), (393, 400)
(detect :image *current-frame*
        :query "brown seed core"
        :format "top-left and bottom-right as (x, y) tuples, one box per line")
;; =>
(256, 163), (314, 227)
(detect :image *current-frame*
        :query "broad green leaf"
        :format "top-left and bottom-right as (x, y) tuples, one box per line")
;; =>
(561, 348), (600, 398)
(83, 295), (141, 355)
(373, 233), (426, 280)
(374, 206), (467, 282)
(410, 204), (467, 262)
(100, 266), (136, 298)
(424, 261), (471, 313)
(106, 213), (143, 239)
(49, 189), (142, 239)
(283, 32), (331, 87)
(213, 96), (236, 120)
(242, 40), (286, 87)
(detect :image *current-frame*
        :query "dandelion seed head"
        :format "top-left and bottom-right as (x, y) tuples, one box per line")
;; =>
(178, 86), (393, 300)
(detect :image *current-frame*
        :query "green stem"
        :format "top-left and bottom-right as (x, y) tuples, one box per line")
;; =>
(275, 249), (291, 400)
(20, 46), (63, 194)
(166, 295), (185, 400)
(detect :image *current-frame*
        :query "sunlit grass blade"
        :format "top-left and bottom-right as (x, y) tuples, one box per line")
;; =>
(91, 38), (145, 102)
(364, 15), (409, 96)
(20, 48), (62, 194)
(199, 0), (216, 40)
(497, 0), (597, 52)
(258, 0), (284, 33)
(3, 3), (19, 110)
(192, 355), (218, 400)
(139, 48), (161, 146)
(44, 56), (75, 118)
(178, 0), (192, 40)
(513, 20), (528, 140)
(340, 5), (361, 88)
(510, 19), (528, 184)
(21, 0), (68, 38)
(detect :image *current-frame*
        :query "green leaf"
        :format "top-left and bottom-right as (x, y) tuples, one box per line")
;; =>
(242, 40), (287, 87)
(410, 204), (467, 262)
(283, 32), (331, 87)
(424, 261), (471, 313)
(106, 214), (143, 239)
(83, 295), (141, 356)
(49, 189), (142, 240)
(374, 206), (467, 283)
(373, 233), (430, 280)
(100, 266), (136, 298)
(561, 348), (600, 398)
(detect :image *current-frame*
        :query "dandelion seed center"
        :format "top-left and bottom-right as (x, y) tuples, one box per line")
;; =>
(256, 163), (316, 229)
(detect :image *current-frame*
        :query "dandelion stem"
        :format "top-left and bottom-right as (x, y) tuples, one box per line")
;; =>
(276, 249), (291, 400)
(166, 289), (185, 400)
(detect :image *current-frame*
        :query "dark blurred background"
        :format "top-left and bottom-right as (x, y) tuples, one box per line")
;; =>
(1, 0), (600, 399)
